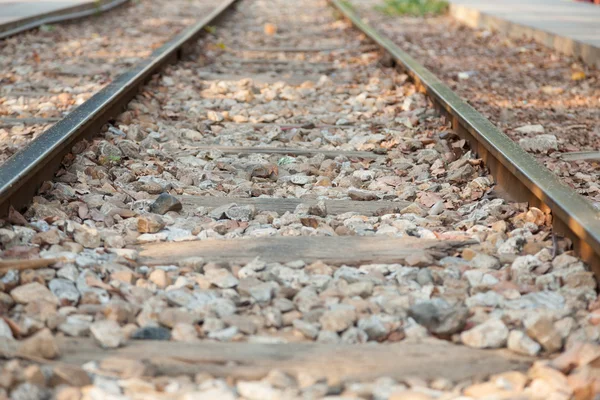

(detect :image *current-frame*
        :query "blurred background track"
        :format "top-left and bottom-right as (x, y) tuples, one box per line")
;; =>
(0, 0), (129, 39)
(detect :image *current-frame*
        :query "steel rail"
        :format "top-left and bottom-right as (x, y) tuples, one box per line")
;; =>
(0, 0), (238, 216)
(0, 0), (130, 40)
(332, 0), (600, 271)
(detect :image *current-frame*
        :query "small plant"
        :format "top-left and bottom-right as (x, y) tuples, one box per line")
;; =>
(204, 25), (217, 34)
(277, 156), (295, 166)
(40, 24), (56, 32)
(99, 155), (121, 165)
(376, 0), (448, 16)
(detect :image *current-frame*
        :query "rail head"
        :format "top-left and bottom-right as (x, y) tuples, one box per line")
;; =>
(331, 0), (600, 270)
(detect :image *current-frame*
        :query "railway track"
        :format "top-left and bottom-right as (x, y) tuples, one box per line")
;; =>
(0, 0), (599, 398)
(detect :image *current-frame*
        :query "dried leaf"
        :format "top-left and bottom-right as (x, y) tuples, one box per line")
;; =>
(264, 23), (277, 35)
(572, 71), (586, 81)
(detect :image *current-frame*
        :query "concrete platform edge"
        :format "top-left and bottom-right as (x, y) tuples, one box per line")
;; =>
(0, 0), (130, 40)
(449, 3), (600, 68)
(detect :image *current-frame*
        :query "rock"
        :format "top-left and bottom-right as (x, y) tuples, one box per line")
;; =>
(99, 141), (123, 158)
(308, 200), (327, 217)
(205, 268), (238, 289)
(250, 164), (278, 180)
(510, 255), (541, 284)
(150, 193), (182, 215)
(470, 253), (501, 270)
(209, 204), (234, 219)
(293, 319), (319, 339)
(348, 188), (378, 201)
(0, 319), (14, 340)
(49, 279), (80, 306)
(357, 315), (389, 340)
(118, 140), (141, 158)
(238, 279), (274, 303)
(131, 326), (171, 340)
(289, 174), (312, 185)
(408, 299), (468, 335)
(31, 229), (61, 246)
(103, 299), (137, 324)
(26, 203), (68, 220)
(237, 381), (281, 400)
(428, 201), (445, 216)
(498, 236), (527, 255)
(148, 269), (170, 289)
(515, 124), (544, 134)
(51, 364), (91, 387)
(508, 330), (541, 356)
(137, 214), (165, 233)
(18, 328), (60, 359)
(519, 134), (558, 153)
(208, 326), (239, 341)
(225, 205), (256, 222)
(222, 315), (258, 335)
(11, 282), (58, 305)
(416, 269), (433, 286)
(342, 281), (374, 298)
(73, 225), (101, 248)
(23, 365), (45, 386)
(504, 291), (565, 310)
(104, 235), (125, 248)
(9, 383), (49, 400)
(172, 323), (199, 342)
(319, 306), (356, 332)
(316, 330), (340, 344)
(58, 315), (91, 337)
(552, 254), (579, 269)
(447, 164), (475, 183)
(461, 319), (509, 349)
(400, 203), (425, 216)
(389, 391), (432, 400)
(90, 320), (125, 349)
(524, 315), (563, 353)
(341, 327), (368, 344)
(158, 308), (201, 328)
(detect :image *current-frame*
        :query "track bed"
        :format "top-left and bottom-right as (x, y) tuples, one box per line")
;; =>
(0, 0), (599, 399)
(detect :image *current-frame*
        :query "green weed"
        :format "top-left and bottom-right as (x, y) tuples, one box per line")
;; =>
(40, 24), (56, 32)
(376, 0), (448, 16)
(277, 156), (295, 166)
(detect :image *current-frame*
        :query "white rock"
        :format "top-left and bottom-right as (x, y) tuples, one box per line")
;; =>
(0, 318), (14, 340)
(515, 124), (545, 134)
(508, 330), (541, 356)
(470, 253), (501, 269)
(172, 323), (199, 342)
(461, 319), (508, 349)
(49, 278), (80, 305)
(205, 268), (239, 289)
(182, 389), (235, 400)
(237, 381), (282, 400)
(90, 320), (125, 349)
(320, 305), (357, 332)
(519, 134), (558, 153)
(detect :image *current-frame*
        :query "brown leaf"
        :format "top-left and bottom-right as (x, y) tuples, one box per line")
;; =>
(7, 206), (28, 226)
(417, 192), (442, 208)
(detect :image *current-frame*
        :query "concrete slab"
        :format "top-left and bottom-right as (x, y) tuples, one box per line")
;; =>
(0, 0), (129, 39)
(449, 0), (600, 67)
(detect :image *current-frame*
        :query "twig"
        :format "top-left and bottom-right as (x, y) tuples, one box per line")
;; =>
(0, 258), (64, 274)
(559, 151), (600, 161)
